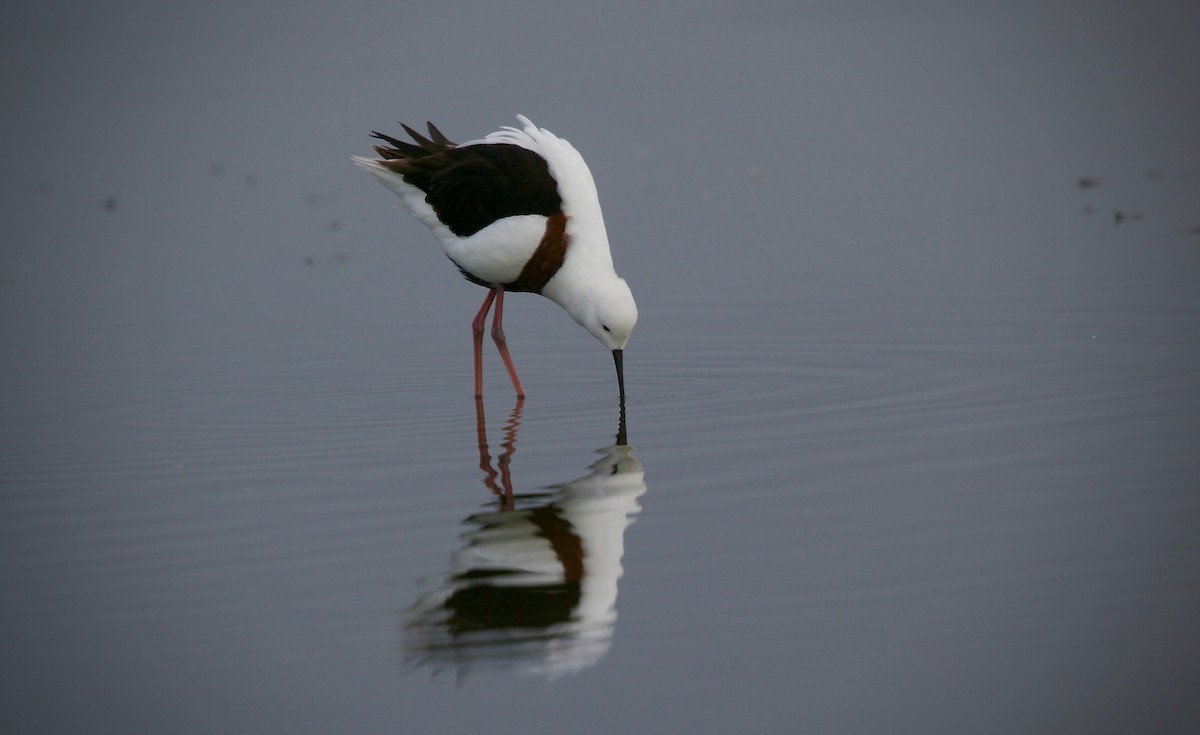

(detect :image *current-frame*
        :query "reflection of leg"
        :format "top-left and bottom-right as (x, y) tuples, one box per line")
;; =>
(490, 289), (525, 398)
(471, 289), (499, 398)
(474, 396), (522, 511)
(472, 396), (506, 504)
(497, 398), (524, 509)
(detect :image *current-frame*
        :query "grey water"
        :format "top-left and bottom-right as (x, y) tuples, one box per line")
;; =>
(3, 2), (1199, 733)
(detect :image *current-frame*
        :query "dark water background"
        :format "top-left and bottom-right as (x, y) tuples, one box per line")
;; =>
(3, 2), (1199, 733)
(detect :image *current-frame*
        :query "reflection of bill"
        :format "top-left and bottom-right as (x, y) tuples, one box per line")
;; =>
(404, 399), (646, 680)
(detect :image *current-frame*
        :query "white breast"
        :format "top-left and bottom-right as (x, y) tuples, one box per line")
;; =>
(442, 214), (549, 285)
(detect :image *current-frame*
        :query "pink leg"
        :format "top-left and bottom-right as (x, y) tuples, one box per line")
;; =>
(471, 289), (498, 398)
(490, 289), (525, 398)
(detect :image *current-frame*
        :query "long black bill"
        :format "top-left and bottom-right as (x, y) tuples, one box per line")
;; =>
(615, 393), (628, 446)
(612, 349), (625, 401)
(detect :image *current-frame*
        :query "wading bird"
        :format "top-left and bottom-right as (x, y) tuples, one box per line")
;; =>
(353, 115), (637, 399)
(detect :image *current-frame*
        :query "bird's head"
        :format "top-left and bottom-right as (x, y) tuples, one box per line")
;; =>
(545, 271), (637, 398)
(579, 276), (638, 351)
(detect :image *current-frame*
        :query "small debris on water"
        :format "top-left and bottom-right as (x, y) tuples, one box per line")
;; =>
(1113, 209), (1144, 227)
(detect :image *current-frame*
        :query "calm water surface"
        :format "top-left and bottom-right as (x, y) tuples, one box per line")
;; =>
(3, 2), (1199, 733)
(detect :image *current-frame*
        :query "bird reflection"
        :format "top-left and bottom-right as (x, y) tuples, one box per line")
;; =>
(403, 398), (645, 680)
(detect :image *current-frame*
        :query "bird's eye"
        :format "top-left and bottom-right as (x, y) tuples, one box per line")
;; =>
(602, 325), (611, 333)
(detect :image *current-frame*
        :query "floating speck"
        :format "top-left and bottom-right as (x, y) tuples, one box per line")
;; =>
(1077, 176), (1100, 190)
(1113, 209), (1144, 227)
(102, 197), (118, 212)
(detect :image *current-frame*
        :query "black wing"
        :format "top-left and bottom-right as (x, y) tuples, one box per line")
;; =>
(371, 123), (562, 237)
